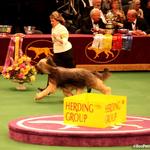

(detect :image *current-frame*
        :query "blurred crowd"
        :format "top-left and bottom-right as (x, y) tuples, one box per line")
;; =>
(58, 0), (150, 35)
(0, 0), (150, 34)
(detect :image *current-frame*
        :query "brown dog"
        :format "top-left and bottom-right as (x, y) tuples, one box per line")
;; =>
(35, 57), (111, 100)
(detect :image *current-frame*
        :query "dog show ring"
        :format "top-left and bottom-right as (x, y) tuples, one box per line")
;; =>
(9, 115), (150, 147)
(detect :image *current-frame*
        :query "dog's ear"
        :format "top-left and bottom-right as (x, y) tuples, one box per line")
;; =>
(36, 57), (57, 74)
(46, 56), (57, 67)
(39, 62), (57, 75)
(35, 64), (44, 74)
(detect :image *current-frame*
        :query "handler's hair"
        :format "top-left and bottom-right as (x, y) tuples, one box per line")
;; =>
(50, 11), (65, 25)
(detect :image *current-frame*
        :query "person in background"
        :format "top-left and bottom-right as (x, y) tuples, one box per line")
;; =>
(141, 0), (150, 27)
(49, 11), (75, 68)
(122, 0), (132, 15)
(130, 0), (144, 18)
(101, 0), (112, 14)
(78, 0), (92, 17)
(81, 0), (106, 23)
(75, 0), (107, 33)
(110, 0), (126, 28)
(121, 0), (130, 6)
(123, 9), (150, 35)
(80, 8), (106, 34)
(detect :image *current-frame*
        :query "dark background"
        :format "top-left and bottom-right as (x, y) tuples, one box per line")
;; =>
(0, 0), (57, 33)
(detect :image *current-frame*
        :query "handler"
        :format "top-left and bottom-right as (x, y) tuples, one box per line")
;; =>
(50, 11), (75, 68)
(38, 11), (75, 92)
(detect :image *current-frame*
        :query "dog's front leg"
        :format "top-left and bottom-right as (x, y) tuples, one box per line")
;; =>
(62, 88), (73, 97)
(35, 82), (56, 100)
(94, 79), (111, 95)
(76, 88), (84, 95)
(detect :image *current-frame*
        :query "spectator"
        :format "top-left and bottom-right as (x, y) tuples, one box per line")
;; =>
(80, 8), (106, 34)
(122, 0), (132, 15)
(110, 0), (126, 28)
(121, 0), (130, 6)
(76, 0), (106, 33)
(130, 0), (144, 18)
(101, 0), (112, 14)
(80, 0), (106, 23)
(123, 9), (150, 35)
(78, 0), (92, 16)
(142, 0), (150, 27)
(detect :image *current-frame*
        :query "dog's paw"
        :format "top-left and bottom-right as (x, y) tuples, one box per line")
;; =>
(35, 93), (44, 101)
(105, 87), (112, 95)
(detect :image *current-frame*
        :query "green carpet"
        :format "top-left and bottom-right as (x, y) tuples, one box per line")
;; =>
(0, 72), (150, 150)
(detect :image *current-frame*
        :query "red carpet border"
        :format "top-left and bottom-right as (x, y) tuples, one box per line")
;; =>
(8, 115), (150, 147)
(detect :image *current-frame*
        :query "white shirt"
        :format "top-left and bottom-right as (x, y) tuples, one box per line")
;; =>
(51, 23), (72, 53)
(132, 20), (137, 30)
(100, 10), (107, 24)
(89, 0), (93, 6)
(92, 19), (100, 31)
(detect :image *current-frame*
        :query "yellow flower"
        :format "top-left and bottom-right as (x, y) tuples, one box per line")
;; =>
(30, 75), (36, 81)
(26, 56), (31, 62)
(2, 55), (36, 84)
(31, 66), (37, 73)
(4, 73), (10, 79)
(26, 65), (31, 71)
(6, 66), (13, 72)
(24, 69), (29, 75)
(17, 58), (23, 64)
(15, 66), (20, 71)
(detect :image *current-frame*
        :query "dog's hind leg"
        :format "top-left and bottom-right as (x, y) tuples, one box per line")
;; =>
(34, 53), (40, 59)
(62, 88), (73, 97)
(76, 88), (84, 95)
(35, 82), (56, 100)
(92, 79), (111, 95)
(87, 87), (92, 93)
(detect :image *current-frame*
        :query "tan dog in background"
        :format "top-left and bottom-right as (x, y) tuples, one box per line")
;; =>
(28, 47), (53, 59)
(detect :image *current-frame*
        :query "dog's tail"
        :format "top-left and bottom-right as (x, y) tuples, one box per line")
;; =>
(93, 68), (111, 81)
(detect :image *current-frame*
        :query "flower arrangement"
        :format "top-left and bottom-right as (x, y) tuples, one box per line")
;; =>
(2, 55), (37, 84)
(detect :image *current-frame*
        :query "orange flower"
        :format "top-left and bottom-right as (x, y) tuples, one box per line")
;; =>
(2, 55), (37, 83)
